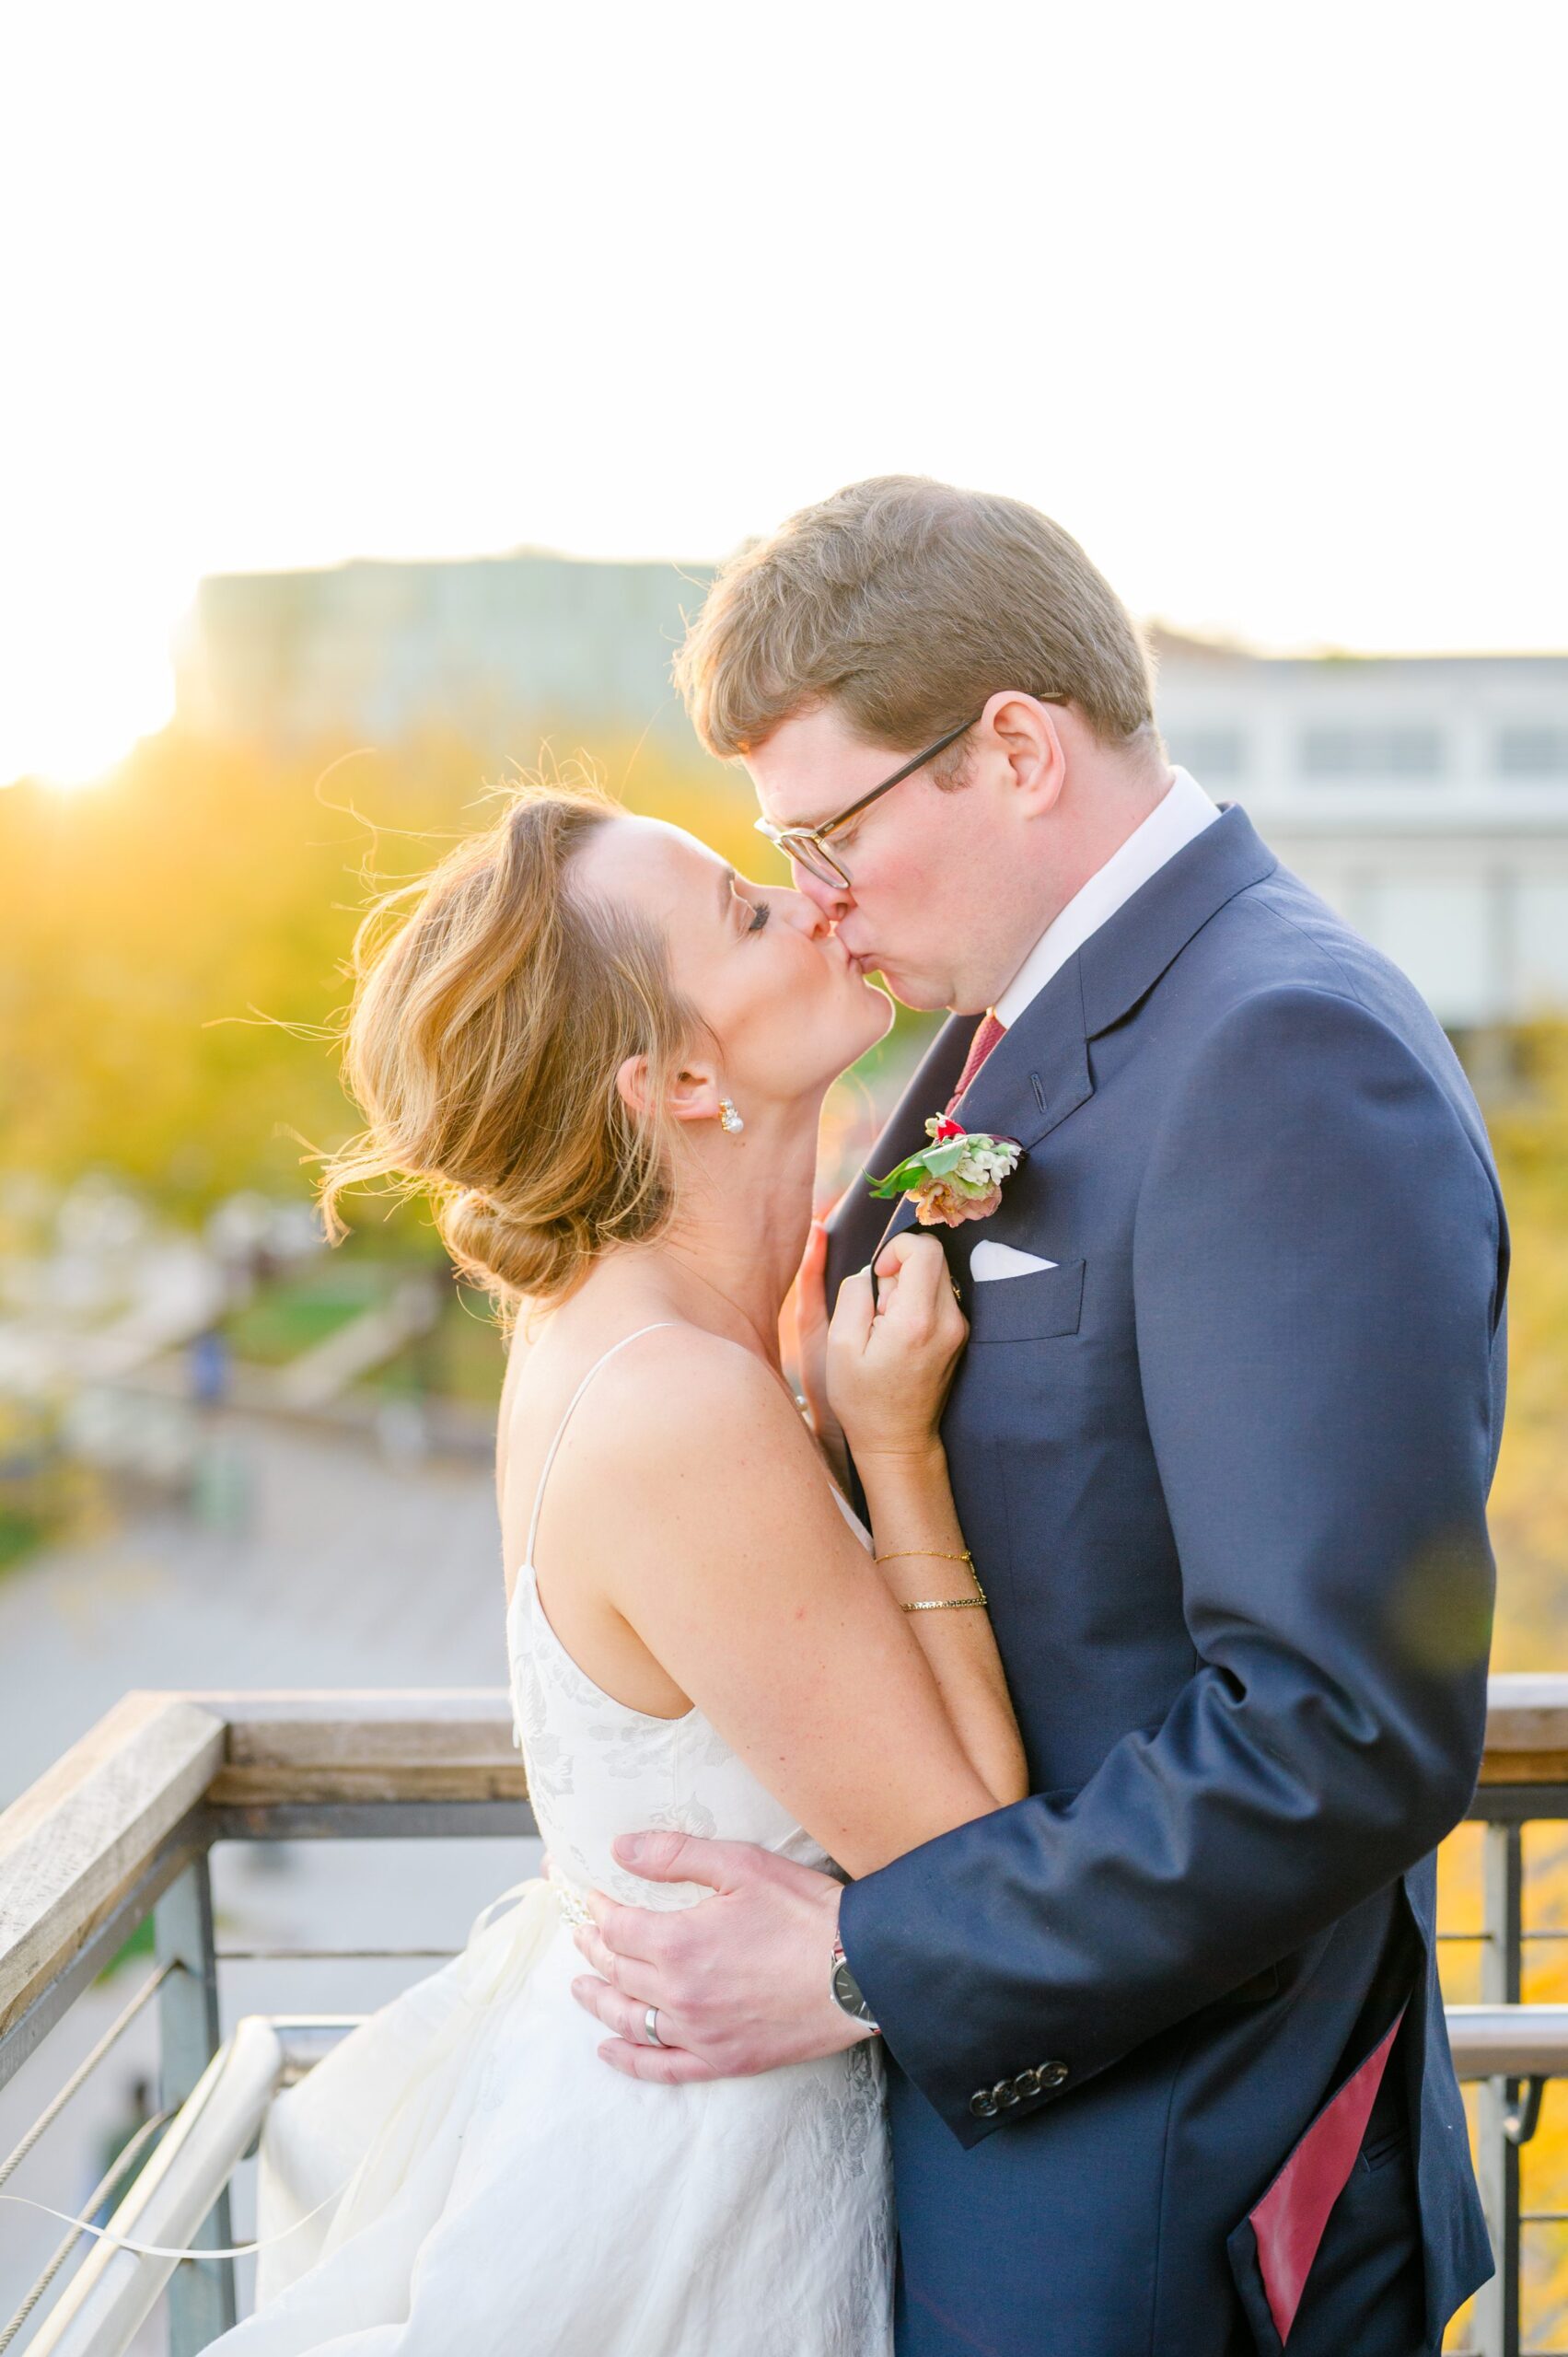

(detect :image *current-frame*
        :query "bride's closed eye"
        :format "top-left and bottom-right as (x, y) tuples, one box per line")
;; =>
(722, 869), (772, 935)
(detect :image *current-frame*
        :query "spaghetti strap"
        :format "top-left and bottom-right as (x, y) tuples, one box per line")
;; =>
(524, 1323), (679, 1565)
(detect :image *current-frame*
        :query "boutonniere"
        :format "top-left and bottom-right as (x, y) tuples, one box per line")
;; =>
(868, 1116), (1024, 1228)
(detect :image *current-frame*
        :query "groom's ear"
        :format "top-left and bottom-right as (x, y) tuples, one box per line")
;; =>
(981, 690), (1067, 819)
(614, 1053), (722, 1129)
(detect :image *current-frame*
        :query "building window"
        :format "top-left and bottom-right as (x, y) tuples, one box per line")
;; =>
(1299, 727), (1443, 779)
(1497, 726), (1568, 777)
(1167, 729), (1246, 780)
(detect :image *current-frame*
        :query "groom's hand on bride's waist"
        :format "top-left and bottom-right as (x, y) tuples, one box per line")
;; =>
(569, 1832), (871, 2084)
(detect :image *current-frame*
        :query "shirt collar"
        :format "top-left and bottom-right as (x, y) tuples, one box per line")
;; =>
(993, 767), (1222, 1029)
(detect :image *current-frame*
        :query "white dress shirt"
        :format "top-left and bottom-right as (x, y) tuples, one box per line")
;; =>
(993, 768), (1221, 1028)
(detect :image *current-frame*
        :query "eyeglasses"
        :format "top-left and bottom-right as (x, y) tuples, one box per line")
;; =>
(752, 696), (1064, 890)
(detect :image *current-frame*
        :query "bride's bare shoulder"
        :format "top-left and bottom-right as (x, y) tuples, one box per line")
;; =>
(561, 1328), (842, 1614)
(605, 1320), (794, 1428)
(551, 1319), (811, 1491)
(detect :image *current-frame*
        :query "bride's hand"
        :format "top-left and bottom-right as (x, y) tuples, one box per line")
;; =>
(826, 1232), (967, 1464)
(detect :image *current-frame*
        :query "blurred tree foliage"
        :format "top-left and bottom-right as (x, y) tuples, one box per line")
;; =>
(0, 723), (773, 1231)
(1485, 1021), (1568, 1667)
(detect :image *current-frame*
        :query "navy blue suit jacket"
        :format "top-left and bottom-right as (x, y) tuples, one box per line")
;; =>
(830, 807), (1504, 2355)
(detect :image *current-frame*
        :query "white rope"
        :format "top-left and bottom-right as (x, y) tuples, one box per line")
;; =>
(0, 2177), (349, 2262)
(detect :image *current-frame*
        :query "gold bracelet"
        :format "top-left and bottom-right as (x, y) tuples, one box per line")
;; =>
(874, 1547), (974, 1566)
(877, 1545), (987, 1612)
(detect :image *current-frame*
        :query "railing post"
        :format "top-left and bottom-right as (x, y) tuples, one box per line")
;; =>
(1474, 1821), (1523, 2357)
(154, 1854), (237, 2352)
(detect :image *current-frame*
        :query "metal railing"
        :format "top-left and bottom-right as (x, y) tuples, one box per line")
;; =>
(5, 1678), (1568, 2356)
(0, 1689), (531, 2356)
(1442, 1676), (1568, 2357)
(16, 2017), (367, 2357)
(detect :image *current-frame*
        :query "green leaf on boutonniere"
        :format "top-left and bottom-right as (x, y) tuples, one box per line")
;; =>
(868, 1155), (928, 1200)
(867, 1120), (1024, 1209)
(868, 1139), (970, 1194)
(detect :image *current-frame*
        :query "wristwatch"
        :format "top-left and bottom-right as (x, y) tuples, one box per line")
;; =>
(830, 1930), (880, 2033)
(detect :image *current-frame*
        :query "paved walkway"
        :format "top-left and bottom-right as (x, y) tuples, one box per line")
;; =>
(0, 1410), (508, 1805)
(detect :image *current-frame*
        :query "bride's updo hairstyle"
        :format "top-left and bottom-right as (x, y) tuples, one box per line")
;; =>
(319, 781), (697, 1323)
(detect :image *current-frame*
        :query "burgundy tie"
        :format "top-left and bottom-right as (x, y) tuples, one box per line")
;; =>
(946, 1013), (1006, 1114)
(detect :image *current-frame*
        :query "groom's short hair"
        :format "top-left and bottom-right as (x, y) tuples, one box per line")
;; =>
(675, 475), (1157, 766)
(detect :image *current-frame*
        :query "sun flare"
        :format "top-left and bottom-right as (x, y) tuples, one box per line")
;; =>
(0, 589), (176, 791)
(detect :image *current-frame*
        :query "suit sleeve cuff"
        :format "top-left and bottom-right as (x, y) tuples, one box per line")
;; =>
(838, 1831), (1075, 2149)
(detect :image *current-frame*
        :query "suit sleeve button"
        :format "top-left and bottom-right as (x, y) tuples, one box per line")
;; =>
(1038, 2060), (1069, 2091)
(993, 2078), (1020, 2108)
(970, 2089), (999, 2119)
(1014, 2068), (1040, 2098)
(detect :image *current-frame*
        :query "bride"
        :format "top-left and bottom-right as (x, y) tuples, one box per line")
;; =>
(208, 781), (1026, 2354)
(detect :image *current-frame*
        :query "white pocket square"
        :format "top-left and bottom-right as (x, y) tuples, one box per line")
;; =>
(970, 1240), (1059, 1283)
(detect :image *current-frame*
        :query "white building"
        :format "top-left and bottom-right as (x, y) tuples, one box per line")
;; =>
(174, 558), (1568, 1031)
(1156, 636), (1568, 1029)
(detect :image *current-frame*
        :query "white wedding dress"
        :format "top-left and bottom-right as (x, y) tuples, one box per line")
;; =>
(207, 1323), (895, 2355)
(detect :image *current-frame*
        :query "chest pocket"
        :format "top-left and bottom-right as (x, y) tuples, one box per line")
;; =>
(965, 1258), (1085, 1344)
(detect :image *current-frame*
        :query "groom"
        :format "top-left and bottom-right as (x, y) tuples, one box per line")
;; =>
(574, 478), (1505, 2354)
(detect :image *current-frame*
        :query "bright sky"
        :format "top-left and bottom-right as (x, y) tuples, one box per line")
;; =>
(3, 0), (1565, 785)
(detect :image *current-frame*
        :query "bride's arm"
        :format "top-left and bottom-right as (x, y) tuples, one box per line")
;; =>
(828, 1243), (1026, 1813)
(574, 1246), (1025, 1880)
(852, 1444), (1024, 1812)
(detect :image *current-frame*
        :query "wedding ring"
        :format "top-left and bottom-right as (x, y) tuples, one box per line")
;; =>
(644, 2005), (665, 2048)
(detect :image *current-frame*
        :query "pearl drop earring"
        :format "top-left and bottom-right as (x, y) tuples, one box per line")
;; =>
(718, 1097), (746, 1135)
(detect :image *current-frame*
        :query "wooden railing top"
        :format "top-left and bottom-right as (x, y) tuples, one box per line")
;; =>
(4, 1674), (1567, 2038)
(1470, 1675), (1568, 1782)
(0, 1689), (527, 2037)
(0, 1691), (226, 2039)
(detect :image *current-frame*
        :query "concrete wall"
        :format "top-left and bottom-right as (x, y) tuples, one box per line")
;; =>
(175, 551), (714, 752)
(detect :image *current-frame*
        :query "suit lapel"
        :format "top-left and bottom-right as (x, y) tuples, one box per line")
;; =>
(958, 957), (1094, 1155)
(829, 806), (1280, 1288)
(924, 801), (1278, 1178)
(870, 954), (1093, 1262)
(1075, 801), (1276, 1036)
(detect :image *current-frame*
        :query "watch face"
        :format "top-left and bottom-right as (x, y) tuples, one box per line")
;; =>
(832, 1957), (872, 2024)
